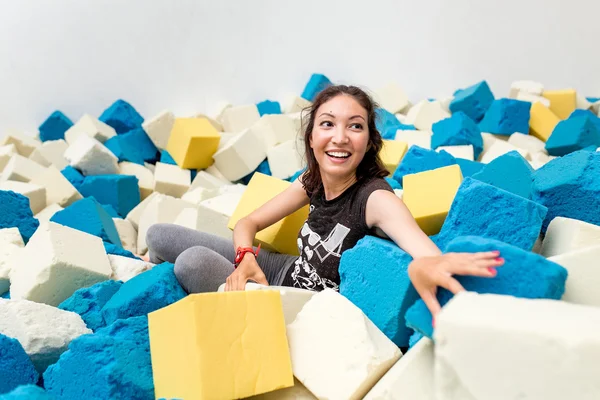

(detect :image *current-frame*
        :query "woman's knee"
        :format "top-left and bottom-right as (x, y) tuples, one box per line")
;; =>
(174, 246), (234, 293)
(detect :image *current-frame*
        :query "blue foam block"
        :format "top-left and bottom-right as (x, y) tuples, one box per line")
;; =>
(301, 73), (332, 102)
(287, 168), (305, 183)
(241, 159), (272, 185)
(456, 158), (484, 177)
(0, 191), (39, 243)
(0, 333), (39, 395)
(587, 97), (600, 103)
(478, 98), (531, 135)
(471, 150), (534, 199)
(431, 112), (484, 160)
(449, 81), (495, 122)
(408, 331), (424, 348)
(38, 111), (73, 142)
(104, 136), (144, 165)
(257, 100), (282, 115)
(437, 177), (547, 251)
(58, 280), (122, 332)
(0, 385), (53, 400)
(0, 291), (9, 299)
(43, 316), (153, 400)
(532, 150), (600, 232)
(376, 108), (416, 140)
(60, 166), (84, 190)
(105, 128), (159, 164)
(50, 197), (121, 247)
(99, 99), (144, 134)
(392, 146), (457, 187)
(545, 116), (600, 157)
(569, 109), (600, 132)
(101, 204), (119, 218)
(101, 263), (186, 326)
(385, 177), (401, 190)
(339, 236), (420, 348)
(405, 235), (568, 339)
(104, 242), (139, 260)
(79, 175), (140, 218)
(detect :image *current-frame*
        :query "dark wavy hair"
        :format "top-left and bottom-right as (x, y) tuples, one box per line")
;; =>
(299, 84), (389, 195)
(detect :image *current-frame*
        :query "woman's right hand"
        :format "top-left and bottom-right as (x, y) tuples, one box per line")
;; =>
(224, 253), (269, 291)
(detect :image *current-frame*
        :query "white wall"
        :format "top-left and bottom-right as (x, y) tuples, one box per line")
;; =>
(1, 0), (599, 135)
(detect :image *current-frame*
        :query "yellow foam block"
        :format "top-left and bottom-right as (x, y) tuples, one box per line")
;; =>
(166, 117), (221, 169)
(403, 164), (463, 236)
(148, 290), (294, 400)
(529, 102), (560, 142)
(380, 140), (408, 174)
(542, 89), (577, 120)
(228, 173), (309, 255)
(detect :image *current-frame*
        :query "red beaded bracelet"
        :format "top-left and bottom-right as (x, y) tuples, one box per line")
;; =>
(233, 244), (261, 268)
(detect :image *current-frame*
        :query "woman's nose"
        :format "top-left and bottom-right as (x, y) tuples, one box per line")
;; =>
(331, 126), (349, 143)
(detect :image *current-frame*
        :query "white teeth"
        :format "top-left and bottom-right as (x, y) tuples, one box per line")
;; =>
(327, 151), (350, 158)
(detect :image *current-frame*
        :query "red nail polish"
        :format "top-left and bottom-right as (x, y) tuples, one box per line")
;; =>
(495, 257), (504, 263)
(488, 267), (497, 275)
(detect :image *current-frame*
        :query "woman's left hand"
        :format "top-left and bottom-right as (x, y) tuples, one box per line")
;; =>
(408, 251), (504, 319)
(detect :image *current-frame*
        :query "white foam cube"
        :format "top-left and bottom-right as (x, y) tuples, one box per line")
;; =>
(28, 139), (69, 170)
(194, 186), (246, 239)
(0, 228), (24, 294)
(433, 292), (600, 400)
(210, 101), (232, 122)
(287, 289), (402, 400)
(0, 181), (46, 214)
(142, 110), (175, 150)
(126, 191), (161, 230)
(249, 115), (297, 148)
(591, 100), (600, 115)
(541, 217), (600, 257)
(108, 254), (153, 282)
(30, 165), (82, 208)
(35, 203), (64, 223)
(516, 91), (551, 107)
(438, 96), (453, 113)
(0, 144), (16, 172)
(64, 114), (116, 144)
(0, 298), (91, 373)
(373, 83), (410, 114)
(189, 170), (231, 191)
(394, 189), (403, 199)
(212, 129), (268, 182)
(480, 140), (530, 163)
(364, 337), (434, 400)
(205, 164), (230, 183)
(153, 162), (191, 198)
(509, 80), (544, 98)
(10, 222), (112, 307)
(394, 130), (432, 150)
(64, 135), (119, 175)
(0, 154), (45, 183)
(507, 132), (547, 154)
(268, 139), (306, 179)
(118, 161), (154, 200)
(144, 162), (155, 173)
(220, 104), (261, 133)
(548, 245), (600, 307)
(436, 145), (474, 161)
(404, 100), (450, 131)
(217, 132), (236, 150)
(528, 151), (552, 170)
(576, 94), (592, 110)
(112, 218), (137, 254)
(0, 131), (40, 157)
(181, 187), (220, 206)
(283, 94), (312, 114)
(194, 113), (224, 132)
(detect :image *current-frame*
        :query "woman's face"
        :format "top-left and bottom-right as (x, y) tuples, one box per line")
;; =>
(309, 94), (370, 182)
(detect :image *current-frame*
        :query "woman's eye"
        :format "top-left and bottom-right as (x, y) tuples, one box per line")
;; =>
(351, 123), (363, 129)
(320, 121), (333, 127)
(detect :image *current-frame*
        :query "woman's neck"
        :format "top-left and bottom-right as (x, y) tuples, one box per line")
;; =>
(321, 173), (358, 201)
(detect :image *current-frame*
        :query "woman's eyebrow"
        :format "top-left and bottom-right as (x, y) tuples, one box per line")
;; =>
(349, 115), (366, 121)
(318, 112), (336, 118)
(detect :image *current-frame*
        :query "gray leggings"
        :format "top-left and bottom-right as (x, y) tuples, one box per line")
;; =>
(146, 223), (298, 293)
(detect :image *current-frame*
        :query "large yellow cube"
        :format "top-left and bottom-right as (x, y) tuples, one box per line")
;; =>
(529, 102), (560, 142)
(403, 164), (463, 235)
(380, 140), (408, 174)
(228, 173), (309, 255)
(148, 291), (294, 400)
(166, 117), (221, 169)
(542, 89), (577, 120)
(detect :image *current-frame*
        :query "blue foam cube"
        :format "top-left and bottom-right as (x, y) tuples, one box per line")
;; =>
(101, 263), (186, 326)
(60, 166), (84, 190)
(99, 99), (144, 134)
(471, 150), (534, 199)
(449, 81), (495, 122)
(0, 385), (53, 400)
(0, 191), (39, 243)
(339, 236), (421, 348)
(385, 177), (401, 190)
(568, 109), (600, 132)
(104, 127), (159, 164)
(301, 73), (332, 102)
(58, 280), (122, 331)
(38, 110), (73, 142)
(405, 235), (568, 339)
(532, 150), (600, 232)
(257, 100), (282, 115)
(437, 177), (547, 251)
(455, 158), (484, 177)
(0, 333), (39, 395)
(50, 197), (121, 247)
(431, 112), (484, 160)
(104, 136), (144, 165)
(101, 204), (119, 218)
(392, 146), (457, 187)
(408, 331), (424, 348)
(43, 316), (153, 400)
(0, 291), (9, 299)
(376, 108), (416, 140)
(478, 99), (531, 135)
(79, 175), (140, 218)
(587, 97), (600, 103)
(104, 242), (139, 260)
(545, 116), (600, 157)
(241, 159), (272, 185)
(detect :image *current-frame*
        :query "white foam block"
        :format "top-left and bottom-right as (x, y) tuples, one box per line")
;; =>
(181, 187), (220, 206)
(112, 218), (138, 254)
(576, 94), (592, 110)
(142, 110), (175, 150)
(0, 131), (41, 157)
(205, 164), (230, 183)
(107, 254), (153, 282)
(528, 151), (552, 170)
(591, 100), (600, 116)
(28, 139), (69, 170)
(30, 165), (82, 208)
(211, 101), (232, 123)
(509, 80), (544, 98)
(364, 337), (434, 400)
(144, 162), (156, 173)
(507, 132), (547, 154)
(373, 83), (410, 114)
(194, 114), (224, 132)
(0, 180), (46, 214)
(153, 162), (191, 198)
(516, 91), (551, 108)
(0, 144), (16, 172)
(64, 114), (116, 144)
(479, 139), (530, 163)
(212, 128), (269, 182)
(189, 170), (231, 191)
(394, 130), (432, 150)
(0, 154), (45, 183)
(0, 228), (24, 294)
(394, 189), (403, 199)
(193, 186), (247, 239)
(283, 94), (312, 114)
(64, 135), (119, 175)
(119, 161), (154, 200)
(10, 222), (112, 307)
(437, 96), (453, 113)
(0, 298), (91, 373)
(541, 217), (600, 257)
(35, 203), (64, 223)
(404, 100), (450, 131)
(267, 139), (306, 179)
(249, 115), (297, 148)
(220, 104), (261, 133)
(287, 289), (402, 400)
(436, 145), (474, 161)
(434, 292), (600, 400)
(548, 245), (600, 307)
(217, 132), (236, 150)
(126, 191), (161, 230)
